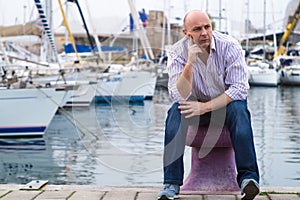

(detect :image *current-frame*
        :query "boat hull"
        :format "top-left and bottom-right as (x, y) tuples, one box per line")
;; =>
(0, 88), (66, 137)
(95, 71), (157, 102)
(248, 70), (279, 86)
(279, 68), (300, 85)
(247, 61), (279, 87)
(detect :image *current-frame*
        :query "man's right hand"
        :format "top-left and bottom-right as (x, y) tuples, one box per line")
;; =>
(187, 36), (202, 65)
(187, 36), (209, 65)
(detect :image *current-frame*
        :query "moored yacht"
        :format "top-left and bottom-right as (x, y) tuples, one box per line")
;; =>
(247, 60), (279, 87)
(274, 56), (300, 86)
(0, 88), (67, 137)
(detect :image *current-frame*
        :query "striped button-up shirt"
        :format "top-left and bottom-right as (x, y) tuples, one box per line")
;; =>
(167, 31), (249, 103)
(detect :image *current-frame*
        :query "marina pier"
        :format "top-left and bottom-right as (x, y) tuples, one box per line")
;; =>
(0, 184), (300, 199)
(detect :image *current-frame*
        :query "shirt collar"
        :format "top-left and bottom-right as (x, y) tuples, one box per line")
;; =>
(210, 35), (216, 52)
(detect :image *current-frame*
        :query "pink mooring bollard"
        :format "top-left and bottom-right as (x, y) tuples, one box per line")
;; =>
(180, 126), (240, 195)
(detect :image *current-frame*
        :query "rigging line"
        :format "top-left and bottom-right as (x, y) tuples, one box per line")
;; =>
(57, 0), (81, 64)
(28, 3), (35, 22)
(68, 0), (100, 64)
(80, 66), (139, 113)
(32, 83), (100, 140)
(29, 74), (139, 138)
(34, 74), (138, 139)
(84, 0), (106, 63)
(270, 0), (278, 54)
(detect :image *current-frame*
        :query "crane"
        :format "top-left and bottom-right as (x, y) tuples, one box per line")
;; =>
(275, 1), (300, 57)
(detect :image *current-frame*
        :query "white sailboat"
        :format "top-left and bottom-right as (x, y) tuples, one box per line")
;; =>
(31, 68), (98, 107)
(0, 88), (67, 137)
(272, 2), (300, 85)
(245, 0), (280, 87)
(95, 64), (157, 102)
(274, 56), (300, 86)
(247, 60), (279, 87)
(94, 0), (158, 103)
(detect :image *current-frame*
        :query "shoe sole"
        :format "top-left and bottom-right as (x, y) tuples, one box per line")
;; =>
(241, 180), (260, 200)
(157, 194), (179, 200)
(158, 195), (173, 200)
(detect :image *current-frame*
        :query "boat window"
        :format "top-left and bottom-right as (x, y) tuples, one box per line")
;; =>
(280, 58), (300, 66)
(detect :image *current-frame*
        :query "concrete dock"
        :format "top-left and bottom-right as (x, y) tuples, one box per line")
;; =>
(0, 184), (300, 199)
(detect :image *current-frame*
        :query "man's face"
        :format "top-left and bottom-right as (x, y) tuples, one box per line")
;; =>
(183, 14), (213, 52)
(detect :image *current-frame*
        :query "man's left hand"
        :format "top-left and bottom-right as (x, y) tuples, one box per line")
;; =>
(178, 101), (208, 118)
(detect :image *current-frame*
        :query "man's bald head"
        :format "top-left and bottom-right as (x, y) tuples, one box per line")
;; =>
(183, 10), (211, 28)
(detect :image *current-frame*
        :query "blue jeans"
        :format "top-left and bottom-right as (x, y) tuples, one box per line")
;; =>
(163, 100), (259, 187)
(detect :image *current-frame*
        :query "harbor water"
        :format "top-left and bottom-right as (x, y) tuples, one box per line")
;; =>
(0, 86), (299, 187)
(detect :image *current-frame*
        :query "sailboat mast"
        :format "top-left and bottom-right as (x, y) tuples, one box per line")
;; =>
(57, 0), (80, 63)
(34, 0), (61, 68)
(263, 0), (266, 61)
(245, 0), (249, 51)
(68, 0), (100, 64)
(127, 0), (154, 60)
(161, 0), (167, 54)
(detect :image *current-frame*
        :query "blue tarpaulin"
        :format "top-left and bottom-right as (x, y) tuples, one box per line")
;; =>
(64, 43), (126, 53)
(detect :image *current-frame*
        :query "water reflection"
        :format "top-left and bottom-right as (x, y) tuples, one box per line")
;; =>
(0, 138), (46, 151)
(248, 86), (300, 186)
(70, 99), (169, 185)
(0, 138), (50, 183)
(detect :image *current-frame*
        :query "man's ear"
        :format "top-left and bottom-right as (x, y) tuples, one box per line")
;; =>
(182, 29), (189, 38)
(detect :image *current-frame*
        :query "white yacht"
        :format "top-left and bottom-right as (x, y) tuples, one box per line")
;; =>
(247, 60), (279, 87)
(274, 56), (300, 86)
(95, 64), (157, 102)
(0, 88), (67, 137)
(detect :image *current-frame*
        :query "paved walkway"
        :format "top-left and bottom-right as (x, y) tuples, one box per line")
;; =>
(0, 184), (300, 199)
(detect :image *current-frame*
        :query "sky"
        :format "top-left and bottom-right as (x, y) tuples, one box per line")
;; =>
(0, 0), (291, 39)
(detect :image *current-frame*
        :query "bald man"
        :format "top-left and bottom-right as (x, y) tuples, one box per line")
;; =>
(158, 10), (260, 200)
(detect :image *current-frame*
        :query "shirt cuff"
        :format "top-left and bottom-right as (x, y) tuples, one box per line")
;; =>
(169, 84), (191, 102)
(225, 87), (247, 101)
